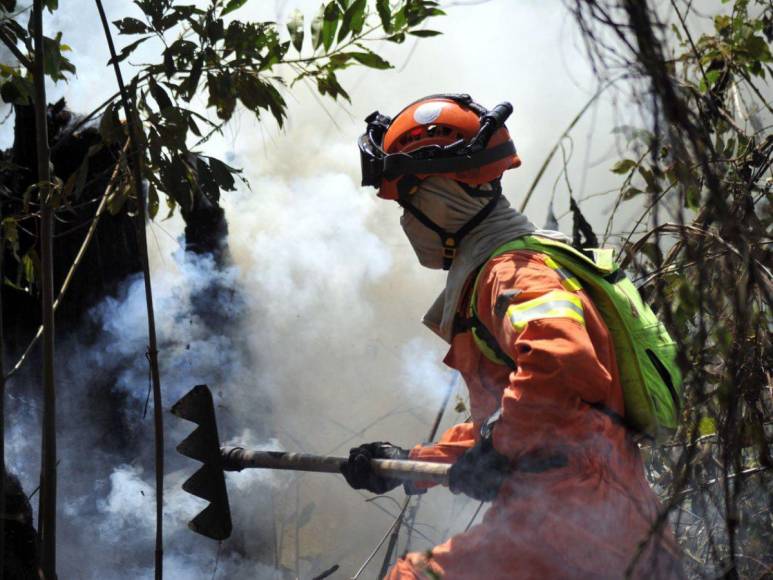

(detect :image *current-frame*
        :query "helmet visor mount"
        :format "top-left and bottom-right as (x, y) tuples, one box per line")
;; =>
(358, 132), (384, 188)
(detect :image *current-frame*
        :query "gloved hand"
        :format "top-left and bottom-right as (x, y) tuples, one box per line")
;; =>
(340, 442), (409, 494)
(448, 437), (511, 502)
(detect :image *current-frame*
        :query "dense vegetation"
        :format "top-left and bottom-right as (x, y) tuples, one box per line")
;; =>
(568, 1), (772, 576)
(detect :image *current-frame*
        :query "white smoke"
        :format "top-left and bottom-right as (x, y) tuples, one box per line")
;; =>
(225, 173), (392, 328)
(67, 465), (280, 579)
(85, 247), (248, 405)
(399, 337), (454, 408)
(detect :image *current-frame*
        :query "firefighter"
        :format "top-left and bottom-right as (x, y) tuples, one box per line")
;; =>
(346, 95), (684, 579)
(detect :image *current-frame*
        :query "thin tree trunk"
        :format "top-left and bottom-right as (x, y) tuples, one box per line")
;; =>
(32, 0), (57, 577)
(0, 228), (6, 580)
(94, 3), (164, 577)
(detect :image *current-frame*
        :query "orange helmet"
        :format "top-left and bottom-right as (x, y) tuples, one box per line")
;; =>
(358, 93), (521, 199)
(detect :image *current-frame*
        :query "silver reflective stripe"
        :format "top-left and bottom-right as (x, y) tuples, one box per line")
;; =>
(508, 300), (584, 327)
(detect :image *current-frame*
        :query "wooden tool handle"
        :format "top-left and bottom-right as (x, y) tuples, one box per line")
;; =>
(221, 447), (449, 485)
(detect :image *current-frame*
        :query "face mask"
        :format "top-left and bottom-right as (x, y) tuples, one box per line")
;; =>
(399, 177), (487, 270)
(400, 210), (445, 269)
(399, 183), (455, 269)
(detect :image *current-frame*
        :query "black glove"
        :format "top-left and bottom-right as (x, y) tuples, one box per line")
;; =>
(448, 438), (511, 502)
(340, 442), (409, 494)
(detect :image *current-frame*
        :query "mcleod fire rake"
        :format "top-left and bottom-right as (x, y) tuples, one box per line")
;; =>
(172, 384), (450, 540)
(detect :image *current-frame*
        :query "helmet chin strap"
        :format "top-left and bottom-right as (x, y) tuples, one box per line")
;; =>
(397, 179), (503, 270)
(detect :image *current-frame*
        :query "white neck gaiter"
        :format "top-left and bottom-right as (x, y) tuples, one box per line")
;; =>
(400, 176), (569, 343)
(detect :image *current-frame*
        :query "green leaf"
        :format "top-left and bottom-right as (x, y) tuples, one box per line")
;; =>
(134, 0), (164, 27)
(0, 63), (16, 77)
(392, 5), (406, 30)
(287, 9), (304, 52)
(221, 0), (248, 16)
(670, 23), (683, 43)
(337, 0), (365, 42)
(714, 14), (732, 34)
(159, 156), (194, 213)
(311, 4), (325, 50)
(621, 186), (643, 200)
(147, 183), (159, 219)
(108, 36), (151, 65)
(322, 2), (341, 51)
(235, 73), (286, 126)
(181, 55), (204, 101)
(43, 0), (56, 12)
(208, 157), (237, 191)
(195, 156), (220, 203)
(62, 156), (91, 201)
(42, 37), (61, 78)
(699, 69), (721, 92)
(206, 17), (225, 41)
(408, 29), (442, 37)
(685, 185), (701, 209)
(99, 102), (123, 144)
(260, 40), (290, 71)
(159, 49), (175, 79)
(350, 51), (391, 69)
(148, 76), (173, 111)
(164, 194), (177, 219)
(160, 8), (191, 32)
(742, 34), (771, 61)
(156, 107), (188, 148)
(21, 250), (37, 287)
(1, 216), (19, 257)
(349, 0), (366, 35)
(206, 72), (237, 120)
(187, 113), (201, 136)
(638, 165), (661, 193)
(42, 34), (76, 80)
(0, 75), (32, 105)
(376, 0), (391, 32)
(611, 159), (637, 174)
(113, 17), (151, 35)
(317, 71), (349, 102)
(386, 32), (405, 43)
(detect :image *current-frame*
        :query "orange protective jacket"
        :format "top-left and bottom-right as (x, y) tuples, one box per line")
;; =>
(387, 250), (683, 579)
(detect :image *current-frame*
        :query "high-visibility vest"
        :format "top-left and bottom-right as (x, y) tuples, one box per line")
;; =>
(465, 235), (682, 441)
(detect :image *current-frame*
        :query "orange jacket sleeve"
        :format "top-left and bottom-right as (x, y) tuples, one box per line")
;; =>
(476, 251), (617, 460)
(408, 422), (475, 463)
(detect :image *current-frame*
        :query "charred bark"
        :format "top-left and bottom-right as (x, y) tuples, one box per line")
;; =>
(0, 99), (237, 572)
(0, 469), (39, 580)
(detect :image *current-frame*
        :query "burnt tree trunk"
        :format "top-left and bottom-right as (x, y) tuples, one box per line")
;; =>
(1, 99), (242, 572)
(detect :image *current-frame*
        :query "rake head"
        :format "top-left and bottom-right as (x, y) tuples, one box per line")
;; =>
(171, 384), (232, 540)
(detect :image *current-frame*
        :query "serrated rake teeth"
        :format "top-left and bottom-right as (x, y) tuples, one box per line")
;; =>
(171, 384), (232, 541)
